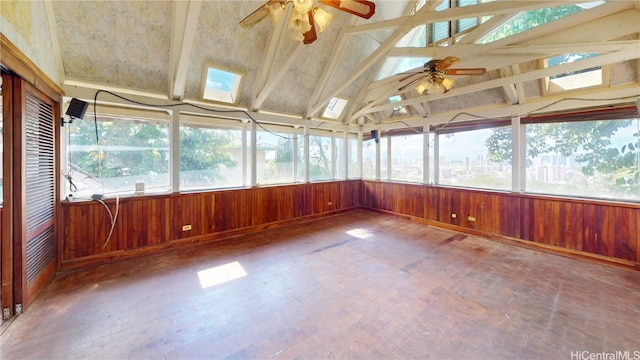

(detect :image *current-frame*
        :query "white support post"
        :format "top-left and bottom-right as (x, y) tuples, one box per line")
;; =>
(171, 110), (180, 193)
(423, 126), (429, 184)
(375, 134), (381, 180)
(343, 131), (348, 179)
(386, 135), (392, 180)
(433, 133), (440, 185)
(357, 131), (363, 178)
(242, 122), (248, 187)
(512, 115), (525, 192)
(304, 125), (310, 183)
(250, 119), (257, 187)
(331, 132), (337, 179)
(293, 127), (299, 182)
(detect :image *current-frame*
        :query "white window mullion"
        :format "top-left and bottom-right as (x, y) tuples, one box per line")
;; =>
(293, 127), (299, 182)
(242, 122), (248, 187)
(357, 131), (363, 178)
(171, 110), (180, 193)
(423, 126), (429, 184)
(331, 132), (336, 179)
(434, 133), (440, 184)
(386, 136), (392, 180)
(304, 126), (310, 183)
(250, 120), (257, 187)
(512, 115), (525, 192)
(375, 133), (381, 180)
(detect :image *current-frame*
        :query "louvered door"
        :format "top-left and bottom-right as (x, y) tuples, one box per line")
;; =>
(13, 81), (58, 311)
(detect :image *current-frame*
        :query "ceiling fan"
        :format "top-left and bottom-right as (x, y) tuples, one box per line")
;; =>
(398, 56), (487, 95)
(240, 0), (375, 45)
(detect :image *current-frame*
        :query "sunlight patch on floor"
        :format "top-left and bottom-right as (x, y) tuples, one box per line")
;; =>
(346, 228), (373, 239)
(197, 261), (247, 289)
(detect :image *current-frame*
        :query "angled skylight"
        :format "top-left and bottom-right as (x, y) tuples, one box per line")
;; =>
(388, 95), (410, 118)
(322, 96), (349, 119)
(545, 53), (603, 92)
(199, 63), (244, 104)
(478, 3), (595, 44)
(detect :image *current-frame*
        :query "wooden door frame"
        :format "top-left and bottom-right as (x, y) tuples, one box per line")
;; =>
(1, 72), (15, 320)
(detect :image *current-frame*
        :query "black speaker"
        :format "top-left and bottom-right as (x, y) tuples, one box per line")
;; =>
(66, 98), (88, 119)
(371, 130), (379, 143)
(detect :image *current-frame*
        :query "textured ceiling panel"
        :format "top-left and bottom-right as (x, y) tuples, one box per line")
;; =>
(54, 1), (171, 92)
(185, 1), (271, 104)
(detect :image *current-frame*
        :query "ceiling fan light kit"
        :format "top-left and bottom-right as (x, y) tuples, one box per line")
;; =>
(241, 0), (375, 45)
(399, 56), (487, 94)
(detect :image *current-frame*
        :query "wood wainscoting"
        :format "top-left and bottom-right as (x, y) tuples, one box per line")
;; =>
(361, 181), (639, 270)
(60, 181), (361, 270)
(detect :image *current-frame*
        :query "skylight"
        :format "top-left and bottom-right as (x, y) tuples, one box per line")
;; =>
(322, 97), (349, 119)
(388, 95), (410, 118)
(545, 53), (603, 92)
(199, 63), (244, 104)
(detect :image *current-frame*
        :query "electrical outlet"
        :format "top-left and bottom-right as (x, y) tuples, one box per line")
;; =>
(451, 213), (457, 218)
(468, 216), (477, 222)
(182, 224), (192, 231)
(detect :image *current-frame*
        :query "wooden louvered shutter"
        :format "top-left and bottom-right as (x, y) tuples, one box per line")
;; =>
(24, 91), (55, 283)
(13, 81), (58, 311)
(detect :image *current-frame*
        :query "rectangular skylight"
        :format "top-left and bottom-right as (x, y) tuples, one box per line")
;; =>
(199, 62), (244, 104)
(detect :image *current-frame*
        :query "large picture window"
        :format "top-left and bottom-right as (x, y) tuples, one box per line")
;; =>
(525, 118), (640, 201)
(68, 115), (170, 197)
(390, 134), (423, 182)
(180, 123), (242, 190)
(308, 134), (332, 181)
(257, 129), (295, 185)
(362, 139), (376, 179)
(348, 137), (358, 178)
(438, 127), (511, 191)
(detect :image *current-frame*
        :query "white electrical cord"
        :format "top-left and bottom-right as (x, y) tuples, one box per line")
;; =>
(95, 194), (119, 249)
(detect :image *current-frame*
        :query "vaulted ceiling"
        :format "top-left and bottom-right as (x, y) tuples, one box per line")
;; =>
(50, 0), (640, 130)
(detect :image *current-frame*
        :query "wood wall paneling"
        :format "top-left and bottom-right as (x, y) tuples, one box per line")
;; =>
(61, 181), (362, 269)
(359, 181), (639, 269)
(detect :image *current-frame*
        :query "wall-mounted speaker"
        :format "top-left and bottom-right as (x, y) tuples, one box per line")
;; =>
(65, 98), (88, 120)
(371, 130), (379, 143)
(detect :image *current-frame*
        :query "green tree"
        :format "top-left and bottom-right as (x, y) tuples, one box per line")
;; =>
(179, 127), (238, 184)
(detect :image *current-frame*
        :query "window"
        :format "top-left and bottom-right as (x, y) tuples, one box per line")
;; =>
(380, 137), (389, 179)
(199, 63), (244, 105)
(180, 123), (242, 190)
(429, 0), (450, 44)
(525, 118), (640, 201)
(438, 127), (511, 190)
(335, 132), (346, 179)
(308, 134), (332, 181)
(390, 134), (423, 182)
(348, 137), (358, 178)
(257, 128), (295, 185)
(362, 139), (376, 179)
(545, 53), (602, 92)
(67, 115), (170, 197)
(479, 4), (584, 44)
